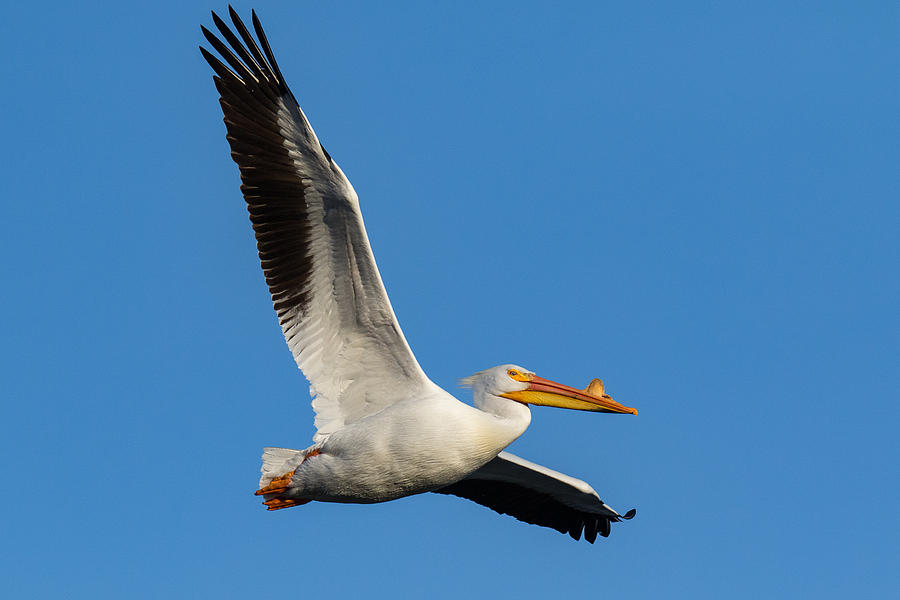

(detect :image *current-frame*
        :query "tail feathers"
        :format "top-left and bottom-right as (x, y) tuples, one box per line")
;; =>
(259, 447), (306, 488)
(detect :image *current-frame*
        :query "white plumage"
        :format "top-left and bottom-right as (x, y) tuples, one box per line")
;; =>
(201, 7), (637, 543)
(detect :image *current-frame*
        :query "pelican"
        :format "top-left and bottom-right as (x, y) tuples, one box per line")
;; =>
(200, 7), (638, 543)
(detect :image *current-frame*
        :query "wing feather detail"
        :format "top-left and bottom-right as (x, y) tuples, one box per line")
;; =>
(434, 452), (636, 543)
(201, 9), (434, 441)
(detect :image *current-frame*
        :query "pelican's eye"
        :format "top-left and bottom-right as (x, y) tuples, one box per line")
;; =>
(507, 369), (530, 382)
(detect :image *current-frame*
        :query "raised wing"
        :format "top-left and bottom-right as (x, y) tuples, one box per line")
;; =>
(434, 451), (636, 543)
(200, 8), (434, 441)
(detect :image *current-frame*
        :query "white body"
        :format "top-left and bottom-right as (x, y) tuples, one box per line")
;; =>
(286, 387), (531, 503)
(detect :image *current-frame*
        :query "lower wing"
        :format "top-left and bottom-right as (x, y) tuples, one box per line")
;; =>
(433, 451), (636, 543)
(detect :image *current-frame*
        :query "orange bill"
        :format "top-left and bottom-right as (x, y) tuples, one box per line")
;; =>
(501, 375), (637, 414)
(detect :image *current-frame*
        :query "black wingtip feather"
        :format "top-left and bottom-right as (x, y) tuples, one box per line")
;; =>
(201, 25), (254, 84)
(211, 11), (264, 81)
(251, 9), (286, 87)
(584, 519), (598, 544)
(200, 45), (239, 82)
(599, 517), (611, 538)
(228, 5), (274, 84)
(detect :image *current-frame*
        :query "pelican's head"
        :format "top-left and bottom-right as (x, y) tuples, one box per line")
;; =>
(462, 364), (637, 415)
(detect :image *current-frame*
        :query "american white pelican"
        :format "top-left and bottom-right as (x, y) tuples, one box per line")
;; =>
(201, 7), (638, 543)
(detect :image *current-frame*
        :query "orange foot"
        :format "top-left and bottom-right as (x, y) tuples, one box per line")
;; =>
(255, 470), (297, 496)
(262, 497), (311, 511)
(255, 448), (322, 508)
(254, 448), (322, 496)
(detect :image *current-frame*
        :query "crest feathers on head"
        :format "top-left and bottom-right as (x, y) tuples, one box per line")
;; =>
(458, 369), (489, 388)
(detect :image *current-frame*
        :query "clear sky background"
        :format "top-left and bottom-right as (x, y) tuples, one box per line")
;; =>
(2, 1), (897, 598)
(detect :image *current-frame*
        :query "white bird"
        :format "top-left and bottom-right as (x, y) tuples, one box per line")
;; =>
(201, 7), (638, 543)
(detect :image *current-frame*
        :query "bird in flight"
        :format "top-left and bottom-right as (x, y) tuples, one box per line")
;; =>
(200, 7), (637, 543)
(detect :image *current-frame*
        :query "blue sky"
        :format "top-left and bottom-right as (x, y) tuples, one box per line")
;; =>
(2, 1), (898, 597)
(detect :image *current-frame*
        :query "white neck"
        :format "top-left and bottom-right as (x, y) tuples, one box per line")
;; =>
(471, 386), (532, 446)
